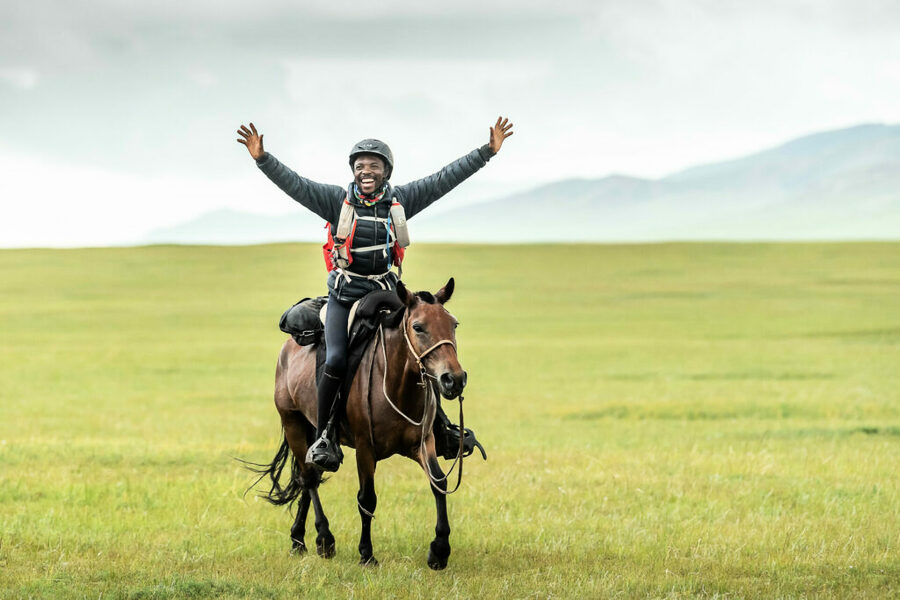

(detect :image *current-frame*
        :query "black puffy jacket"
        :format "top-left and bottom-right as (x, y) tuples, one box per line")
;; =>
(256, 145), (493, 304)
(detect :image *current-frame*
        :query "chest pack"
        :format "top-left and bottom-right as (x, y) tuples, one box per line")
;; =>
(322, 195), (410, 275)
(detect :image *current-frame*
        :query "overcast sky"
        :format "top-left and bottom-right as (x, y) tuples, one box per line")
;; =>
(1, 0), (898, 246)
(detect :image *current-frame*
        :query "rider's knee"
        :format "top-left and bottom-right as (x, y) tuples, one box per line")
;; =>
(324, 357), (346, 377)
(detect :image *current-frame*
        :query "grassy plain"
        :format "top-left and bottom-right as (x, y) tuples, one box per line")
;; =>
(1, 242), (899, 599)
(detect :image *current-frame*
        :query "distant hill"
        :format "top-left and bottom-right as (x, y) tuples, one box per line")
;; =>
(145, 123), (900, 244)
(413, 123), (900, 241)
(144, 208), (325, 245)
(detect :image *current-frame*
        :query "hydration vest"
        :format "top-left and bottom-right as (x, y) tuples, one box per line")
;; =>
(322, 194), (410, 277)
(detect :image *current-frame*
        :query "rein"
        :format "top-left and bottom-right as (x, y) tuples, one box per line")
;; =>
(375, 311), (466, 496)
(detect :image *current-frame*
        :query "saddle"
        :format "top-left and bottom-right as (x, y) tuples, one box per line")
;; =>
(280, 290), (405, 422)
(279, 290), (404, 348)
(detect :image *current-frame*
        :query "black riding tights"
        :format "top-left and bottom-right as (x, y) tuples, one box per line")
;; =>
(317, 294), (351, 435)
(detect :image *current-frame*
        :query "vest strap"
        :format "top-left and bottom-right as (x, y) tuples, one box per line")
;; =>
(335, 268), (393, 287)
(350, 229), (396, 254)
(351, 242), (394, 254)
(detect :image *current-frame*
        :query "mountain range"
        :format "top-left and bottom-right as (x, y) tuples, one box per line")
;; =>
(145, 123), (900, 244)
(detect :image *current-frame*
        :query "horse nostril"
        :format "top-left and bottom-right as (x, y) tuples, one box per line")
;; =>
(462, 371), (468, 388)
(440, 373), (454, 389)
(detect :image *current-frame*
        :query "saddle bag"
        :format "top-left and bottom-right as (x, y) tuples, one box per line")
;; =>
(279, 296), (328, 346)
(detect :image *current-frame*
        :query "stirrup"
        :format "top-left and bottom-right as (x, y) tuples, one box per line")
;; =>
(305, 433), (343, 472)
(443, 424), (487, 461)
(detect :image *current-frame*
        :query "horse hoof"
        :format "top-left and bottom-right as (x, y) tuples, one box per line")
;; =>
(291, 540), (308, 555)
(427, 539), (450, 570)
(316, 536), (336, 559)
(359, 555), (379, 567)
(427, 550), (448, 571)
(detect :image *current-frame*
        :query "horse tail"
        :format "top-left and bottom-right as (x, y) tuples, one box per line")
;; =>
(237, 431), (314, 507)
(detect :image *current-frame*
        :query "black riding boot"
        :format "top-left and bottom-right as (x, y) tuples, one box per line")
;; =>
(306, 365), (344, 472)
(433, 395), (487, 461)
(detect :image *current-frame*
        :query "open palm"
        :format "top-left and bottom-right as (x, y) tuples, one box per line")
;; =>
(489, 116), (514, 154)
(236, 123), (265, 160)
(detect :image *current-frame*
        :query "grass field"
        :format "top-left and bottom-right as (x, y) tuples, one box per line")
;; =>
(1, 242), (899, 599)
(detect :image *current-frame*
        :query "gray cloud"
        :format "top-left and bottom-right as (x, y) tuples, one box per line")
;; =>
(1, 0), (898, 182)
(1, 2), (587, 177)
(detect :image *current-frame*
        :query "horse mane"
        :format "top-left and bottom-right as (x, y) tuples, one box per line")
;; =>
(414, 291), (437, 304)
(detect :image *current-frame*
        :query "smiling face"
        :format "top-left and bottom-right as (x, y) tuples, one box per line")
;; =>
(353, 154), (386, 195)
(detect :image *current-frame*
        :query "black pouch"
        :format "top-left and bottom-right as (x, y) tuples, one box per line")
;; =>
(279, 296), (328, 346)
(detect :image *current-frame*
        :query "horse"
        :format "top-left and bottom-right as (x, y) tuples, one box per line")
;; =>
(249, 277), (467, 569)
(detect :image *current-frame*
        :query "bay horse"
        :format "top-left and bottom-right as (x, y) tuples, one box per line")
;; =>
(250, 278), (466, 569)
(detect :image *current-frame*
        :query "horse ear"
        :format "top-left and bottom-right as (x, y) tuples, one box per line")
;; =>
(435, 277), (454, 304)
(396, 280), (415, 307)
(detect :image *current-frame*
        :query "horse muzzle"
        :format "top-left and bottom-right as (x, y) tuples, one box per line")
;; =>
(439, 370), (467, 399)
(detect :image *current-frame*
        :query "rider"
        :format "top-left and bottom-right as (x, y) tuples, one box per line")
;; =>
(237, 117), (514, 471)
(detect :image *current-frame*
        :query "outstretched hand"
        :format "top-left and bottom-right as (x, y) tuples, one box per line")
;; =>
(236, 123), (265, 160)
(488, 116), (514, 154)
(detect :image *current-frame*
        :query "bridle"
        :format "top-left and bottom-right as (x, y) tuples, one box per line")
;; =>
(402, 312), (457, 383)
(372, 309), (466, 497)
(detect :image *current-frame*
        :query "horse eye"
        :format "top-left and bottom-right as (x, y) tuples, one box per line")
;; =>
(453, 322), (459, 329)
(412, 323), (425, 333)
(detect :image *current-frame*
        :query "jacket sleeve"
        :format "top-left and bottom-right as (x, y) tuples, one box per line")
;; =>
(255, 152), (344, 223)
(396, 145), (494, 219)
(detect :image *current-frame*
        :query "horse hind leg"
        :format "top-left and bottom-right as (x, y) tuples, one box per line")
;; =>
(283, 414), (336, 558)
(287, 476), (333, 559)
(290, 489), (311, 554)
(308, 485), (335, 557)
(283, 417), (314, 555)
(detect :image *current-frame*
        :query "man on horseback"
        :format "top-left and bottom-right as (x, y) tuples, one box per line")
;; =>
(237, 117), (513, 472)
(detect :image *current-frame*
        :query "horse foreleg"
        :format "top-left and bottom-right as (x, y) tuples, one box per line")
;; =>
(355, 446), (378, 566)
(420, 440), (451, 570)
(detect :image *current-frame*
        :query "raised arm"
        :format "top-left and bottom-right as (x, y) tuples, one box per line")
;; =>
(237, 122), (344, 223)
(398, 116), (514, 219)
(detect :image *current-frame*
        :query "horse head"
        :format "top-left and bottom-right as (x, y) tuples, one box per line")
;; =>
(396, 278), (467, 399)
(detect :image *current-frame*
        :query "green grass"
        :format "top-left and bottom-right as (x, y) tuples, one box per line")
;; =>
(1, 242), (899, 599)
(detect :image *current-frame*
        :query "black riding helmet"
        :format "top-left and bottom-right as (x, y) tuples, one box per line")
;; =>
(349, 139), (394, 179)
